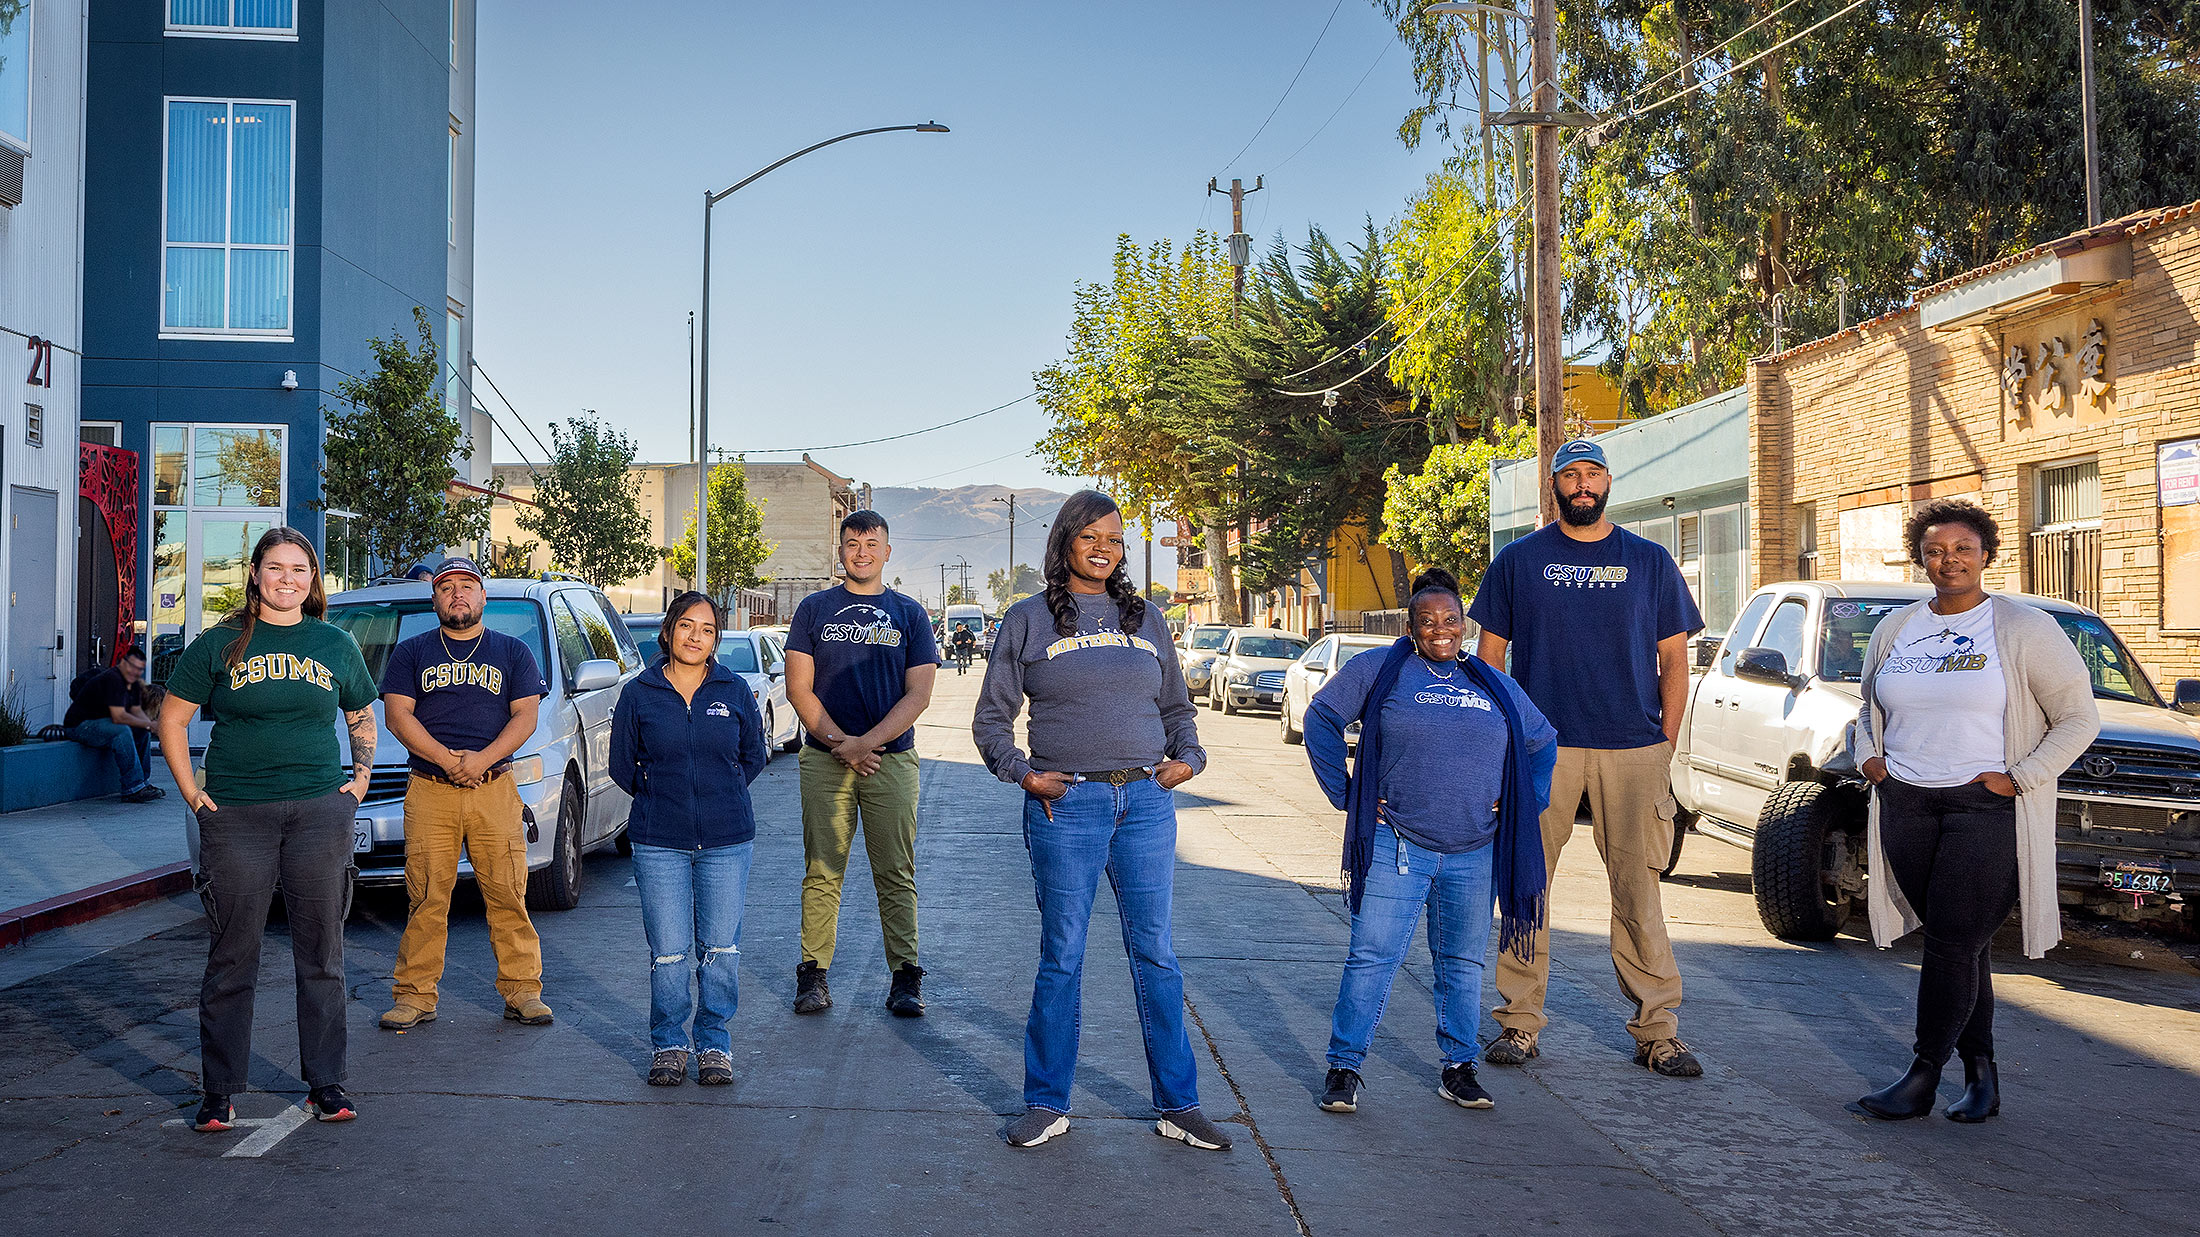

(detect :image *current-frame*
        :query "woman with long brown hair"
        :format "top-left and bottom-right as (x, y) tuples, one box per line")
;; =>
(157, 527), (379, 1132)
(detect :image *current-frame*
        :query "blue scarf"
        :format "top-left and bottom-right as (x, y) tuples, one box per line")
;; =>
(1342, 638), (1552, 961)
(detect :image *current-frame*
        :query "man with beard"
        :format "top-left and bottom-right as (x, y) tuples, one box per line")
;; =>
(378, 558), (554, 1031)
(1468, 439), (1706, 1078)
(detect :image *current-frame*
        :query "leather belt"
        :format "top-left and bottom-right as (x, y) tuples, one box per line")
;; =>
(1075, 767), (1153, 786)
(411, 765), (509, 788)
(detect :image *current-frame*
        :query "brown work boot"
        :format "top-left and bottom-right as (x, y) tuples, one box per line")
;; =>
(378, 1004), (435, 1031)
(1483, 1028), (1540, 1066)
(503, 997), (554, 1026)
(1634, 1037), (1703, 1078)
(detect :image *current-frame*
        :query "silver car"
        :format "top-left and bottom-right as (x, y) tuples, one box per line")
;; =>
(1179, 624), (1239, 697)
(1207, 629), (1311, 714)
(622, 616), (804, 755)
(1279, 633), (1393, 745)
(324, 575), (641, 911)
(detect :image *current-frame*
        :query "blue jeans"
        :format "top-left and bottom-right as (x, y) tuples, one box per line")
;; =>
(1327, 824), (1496, 1072)
(631, 841), (753, 1055)
(71, 719), (149, 793)
(1021, 776), (1200, 1115)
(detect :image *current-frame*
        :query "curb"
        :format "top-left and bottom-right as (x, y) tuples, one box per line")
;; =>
(0, 862), (194, 951)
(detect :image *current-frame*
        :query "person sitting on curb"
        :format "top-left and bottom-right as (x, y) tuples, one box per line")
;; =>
(377, 558), (554, 1032)
(64, 645), (164, 803)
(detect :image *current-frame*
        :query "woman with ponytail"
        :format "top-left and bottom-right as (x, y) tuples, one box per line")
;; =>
(1303, 567), (1557, 1115)
(972, 490), (1230, 1153)
(157, 527), (379, 1133)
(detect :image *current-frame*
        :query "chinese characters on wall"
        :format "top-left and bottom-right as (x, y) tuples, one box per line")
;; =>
(2002, 318), (2111, 426)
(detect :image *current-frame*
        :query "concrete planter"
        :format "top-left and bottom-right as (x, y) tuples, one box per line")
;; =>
(0, 740), (119, 813)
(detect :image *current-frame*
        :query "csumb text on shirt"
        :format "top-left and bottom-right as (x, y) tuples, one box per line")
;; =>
(227, 652), (335, 691)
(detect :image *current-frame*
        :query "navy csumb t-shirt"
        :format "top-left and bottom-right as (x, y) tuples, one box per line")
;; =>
(1468, 523), (1702, 750)
(380, 629), (548, 776)
(785, 585), (941, 754)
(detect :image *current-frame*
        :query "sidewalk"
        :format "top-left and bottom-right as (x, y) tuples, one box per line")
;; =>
(0, 756), (192, 952)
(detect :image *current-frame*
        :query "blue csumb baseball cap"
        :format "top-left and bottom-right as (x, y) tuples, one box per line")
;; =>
(431, 556), (485, 585)
(1551, 438), (1609, 474)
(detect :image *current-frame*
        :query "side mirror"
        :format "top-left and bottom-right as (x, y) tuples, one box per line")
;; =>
(569, 658), (621, 694)
(1691, 634), (1724, 671)
(1733, 647), (1801, 688)
(2176, 679), (2200, 716)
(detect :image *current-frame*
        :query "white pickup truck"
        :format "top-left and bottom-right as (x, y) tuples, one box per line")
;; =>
(1671, 580), (2200, 940)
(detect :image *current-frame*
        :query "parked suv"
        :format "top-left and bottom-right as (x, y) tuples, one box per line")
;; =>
(621, 616), (803, 754)
(1672, 580), (2200, 939)
(1207, 629), (1310, 714)
(324, 574), (643, 911)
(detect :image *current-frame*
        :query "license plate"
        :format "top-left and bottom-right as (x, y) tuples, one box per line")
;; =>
(2101, 859), (2173, 894)
(354, 820), (373, 854)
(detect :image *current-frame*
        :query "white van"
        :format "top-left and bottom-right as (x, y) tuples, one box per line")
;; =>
(943, 603), (991, 659)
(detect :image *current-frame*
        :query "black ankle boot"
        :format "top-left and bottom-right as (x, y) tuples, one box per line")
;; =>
(1857, 1057), (1941, 1120)
(1944, 1054), (1999, 1123)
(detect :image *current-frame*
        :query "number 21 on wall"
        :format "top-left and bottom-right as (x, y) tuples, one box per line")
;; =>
(24, 335), (52, 388)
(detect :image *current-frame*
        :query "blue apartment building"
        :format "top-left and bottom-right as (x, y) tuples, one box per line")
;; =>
(81, 0), (477, 679)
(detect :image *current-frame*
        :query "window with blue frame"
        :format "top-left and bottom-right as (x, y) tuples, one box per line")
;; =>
(168, 0), (295, 36)
(163, 99), (294, 335)
(0, 1), (31, 153)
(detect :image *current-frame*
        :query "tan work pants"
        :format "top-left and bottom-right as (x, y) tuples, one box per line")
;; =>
(391, 774), (543, 1010)
(1492, 742), (1683, 1043)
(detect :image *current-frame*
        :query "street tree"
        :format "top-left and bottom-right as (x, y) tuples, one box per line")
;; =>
(320, 307), (491, 572)
(516, 412), (659, 588)
(1380, 419), (1539, 594)
(987, 563), (1042, 609)
(665, 458), (773, 594)
(946, 584), (974, 606)
(1383, 160), (1532, 437)
(486, 536), (539, 578)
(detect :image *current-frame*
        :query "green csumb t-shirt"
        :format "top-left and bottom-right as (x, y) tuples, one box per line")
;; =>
(167, 617), (378, 805)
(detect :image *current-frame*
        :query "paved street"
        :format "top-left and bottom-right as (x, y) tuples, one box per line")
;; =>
(2, 668), (2197, 1235)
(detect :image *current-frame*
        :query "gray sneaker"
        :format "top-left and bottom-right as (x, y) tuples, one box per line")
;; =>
(1154, 1106), (1234, 1151)
(1003, 1107), (1069, 1148)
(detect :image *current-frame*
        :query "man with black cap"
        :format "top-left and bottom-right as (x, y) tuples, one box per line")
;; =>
(378, 557), (554, 1030)
(1469, 438), (1707, 1078)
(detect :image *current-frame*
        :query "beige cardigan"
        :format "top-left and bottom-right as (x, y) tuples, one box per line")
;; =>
(1854, 595), (2101, 959)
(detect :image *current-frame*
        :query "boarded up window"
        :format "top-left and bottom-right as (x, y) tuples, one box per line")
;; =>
(1838, 502), (1910, 582)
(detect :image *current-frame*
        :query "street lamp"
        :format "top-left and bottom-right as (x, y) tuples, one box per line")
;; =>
(695, 122), (949, 599)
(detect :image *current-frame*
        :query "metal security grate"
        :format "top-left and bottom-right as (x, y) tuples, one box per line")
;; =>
(2039, 459), (2101, 526)
(2028, 526), (2101, 613)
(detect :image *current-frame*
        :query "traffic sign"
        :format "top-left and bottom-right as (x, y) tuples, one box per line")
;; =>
(1159, 536), (1185, 547)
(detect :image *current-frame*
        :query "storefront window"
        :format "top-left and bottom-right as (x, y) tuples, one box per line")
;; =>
(192, 425), (284, 507)
(146, 423), (287, 682)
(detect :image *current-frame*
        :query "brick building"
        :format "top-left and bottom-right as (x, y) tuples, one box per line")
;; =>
(1749, 201), (2200, 683)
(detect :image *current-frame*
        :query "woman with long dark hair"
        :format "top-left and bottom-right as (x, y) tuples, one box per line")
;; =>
(972, 490), (1231, 1152)
(609, 591), (770, 1086)
(156, 527), (379, 1131)
(1853, 500), (2098, 1121)
(1303, 568), (1556, 1115)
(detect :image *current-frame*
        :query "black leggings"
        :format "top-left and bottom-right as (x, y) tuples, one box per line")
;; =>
(1875, 776), (2020, 1066)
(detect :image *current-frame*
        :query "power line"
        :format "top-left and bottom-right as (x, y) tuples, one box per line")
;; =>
(882, 444), (1038, 489)
(740, 391), (1036, 454)
(1220, 0), (1348, 173)
(1605, 0), (1873, 129)
(1622, 0), (1809, 105)
(469, 357), (558, 464)
(1267, 39), (1396, 175)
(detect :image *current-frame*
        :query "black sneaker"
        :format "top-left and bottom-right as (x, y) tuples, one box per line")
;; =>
(192, 1093), (234, 1132)
(122, 784), (164, 803)
(1439, 1062), (1494, 1110)
(1319, 1068), (1362, 1113)
(307, 1084), (358, 1122)
(794, 961), (832, 1015)
(648, 1048), (689, 1086)
(887, 963), (926, 1017)
(1003, 1107), (1070, 1148)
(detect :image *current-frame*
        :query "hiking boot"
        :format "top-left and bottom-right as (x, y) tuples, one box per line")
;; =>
(648, 1048), (689, 1086)
(192, 1093), (234, 1132)
(378, 1003), (435, 1031)
(1439, 1062), (1495, 1109)
(1483, 1028), (1540, 1066)
(1003, 1107), (1070, 1148)
(1318, 1068), (1362, 1113)
(1155, 1106), (1234, 1151)
(307, 1085), (358, 1122)
(696, 1049), (734, 1086)
(887, 963), (926, 1017)
(794, 961), (832, 1014)
(504, 997), (554, 1026)
(1634, 1037), (1703, 1078)
(122, 784), (164, 803)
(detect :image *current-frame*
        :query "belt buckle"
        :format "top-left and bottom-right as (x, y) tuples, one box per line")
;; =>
(1103, 768), (1135, 786)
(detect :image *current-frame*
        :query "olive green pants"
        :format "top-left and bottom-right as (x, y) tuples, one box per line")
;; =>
(799, 747), (920, 972)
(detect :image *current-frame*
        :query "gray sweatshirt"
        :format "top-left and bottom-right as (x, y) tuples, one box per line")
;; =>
(972, 591), (1207, 785)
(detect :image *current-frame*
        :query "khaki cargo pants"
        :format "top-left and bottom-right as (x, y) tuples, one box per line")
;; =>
(1492, 742), (1684, 1044)
(391, 774), (544, 1010)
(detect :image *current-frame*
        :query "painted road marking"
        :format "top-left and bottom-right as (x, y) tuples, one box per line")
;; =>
(163, 1103), (313, 1158)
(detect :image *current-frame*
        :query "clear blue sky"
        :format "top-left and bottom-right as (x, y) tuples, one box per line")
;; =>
(474, 0), (1451, 495)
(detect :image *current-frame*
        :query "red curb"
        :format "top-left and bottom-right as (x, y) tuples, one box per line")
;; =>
(0, 861), (195, 951)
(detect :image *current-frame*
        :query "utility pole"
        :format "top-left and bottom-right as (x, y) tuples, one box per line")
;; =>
(938, 562), (948, 612)
(1208, 174), (1263, 626)
(1530, 0), (1562, 527)
(2078, 0), (2101, 226)
(992, 493), (1019, 600)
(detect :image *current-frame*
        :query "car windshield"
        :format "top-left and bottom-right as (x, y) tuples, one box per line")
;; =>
(1816, 600), (1912, 682)
(1235, 637), (1308, 660)
(1190, 628), (1230, 650)
(629, 627), (760, 675)
(327, 598), (550, 686)
(2054, 613), (2160, 705)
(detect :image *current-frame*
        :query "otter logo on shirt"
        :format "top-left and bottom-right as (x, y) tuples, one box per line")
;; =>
(228, 652), (335, 692)
(1544, 564), (1630, 588)
(706, 701), (731, 718)
(1413, 684), (1494, 711)
(819, 602), (905, 647)
(1883, 625), (1989, 675)
(1043, 631), (1160, 660)
(419, 661), (505, 694)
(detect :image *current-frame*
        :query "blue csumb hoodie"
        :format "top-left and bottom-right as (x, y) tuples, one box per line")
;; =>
(610, 660), (769, 850)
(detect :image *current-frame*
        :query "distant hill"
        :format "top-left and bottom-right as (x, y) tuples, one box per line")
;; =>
(866, 484), (1176, 611)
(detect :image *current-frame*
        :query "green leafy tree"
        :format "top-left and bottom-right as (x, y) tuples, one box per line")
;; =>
(946, 584), (974, 606)
(1145, 581), (1172, 605)
(988, 563), (1043, 609)
(319, 308), (491, 571)
(665, 458), (774, 593)
(486, 536), (539, 578)
(1380, 420), (1538, 591)
(516, 412), (659, 588)
(1384, 160), (1531, 437)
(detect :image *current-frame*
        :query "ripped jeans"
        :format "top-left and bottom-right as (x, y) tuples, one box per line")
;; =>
(632, 841), (754, 1055)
